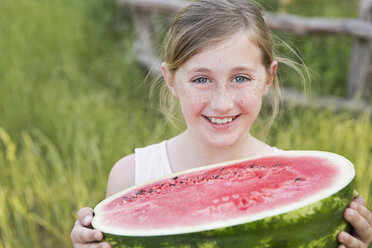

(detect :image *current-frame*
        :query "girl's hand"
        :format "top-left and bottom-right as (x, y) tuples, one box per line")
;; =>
(338, 196), (372, 248)
(70, 207), (111, 248)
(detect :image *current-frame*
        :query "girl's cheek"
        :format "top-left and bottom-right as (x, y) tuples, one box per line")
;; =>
(182, 86), (213, 103)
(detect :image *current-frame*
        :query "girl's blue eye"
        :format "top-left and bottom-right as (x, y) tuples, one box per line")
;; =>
(233, 75), (250, 83)
(192, 77), (209, 84)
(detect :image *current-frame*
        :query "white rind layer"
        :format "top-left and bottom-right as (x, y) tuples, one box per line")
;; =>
(92, 150), (355, 237)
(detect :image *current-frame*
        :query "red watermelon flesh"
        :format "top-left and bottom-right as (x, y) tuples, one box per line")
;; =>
(94, 153), (344, 235)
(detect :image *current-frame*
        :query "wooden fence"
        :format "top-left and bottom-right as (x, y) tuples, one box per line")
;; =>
(118, 0), (372, 113)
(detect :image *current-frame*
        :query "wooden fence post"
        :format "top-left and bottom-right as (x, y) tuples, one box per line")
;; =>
(347, 0), (372, 99)
(131, 6), (163, 73)
(132, 7), (157, 56)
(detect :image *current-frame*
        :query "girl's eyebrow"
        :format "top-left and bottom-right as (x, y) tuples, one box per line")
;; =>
(188, 67), (213, 73)
(188, 66), (256, 74)
(231, 66), (256, 72)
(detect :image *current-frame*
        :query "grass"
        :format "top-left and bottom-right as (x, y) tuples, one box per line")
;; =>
(0, 0), (370, 247)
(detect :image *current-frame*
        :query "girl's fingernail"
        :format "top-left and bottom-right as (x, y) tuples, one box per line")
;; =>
(84, 215), (92, 225)
(340, 232), (347, 241)
(349, 202), (357, 209)
(347, 209), (355, 217)
(95, 232), (101, 240)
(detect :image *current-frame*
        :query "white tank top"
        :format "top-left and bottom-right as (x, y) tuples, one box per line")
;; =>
(134, 140), (282, 185)
(134, 141), (172, 185)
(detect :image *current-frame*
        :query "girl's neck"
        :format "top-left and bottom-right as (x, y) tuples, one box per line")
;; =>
(167, 130), (273, 173)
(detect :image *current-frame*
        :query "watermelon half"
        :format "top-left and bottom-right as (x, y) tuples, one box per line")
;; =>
(92, 151), (356, 248)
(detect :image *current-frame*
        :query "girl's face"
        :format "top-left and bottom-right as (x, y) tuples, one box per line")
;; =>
(162, 32), (277, 148)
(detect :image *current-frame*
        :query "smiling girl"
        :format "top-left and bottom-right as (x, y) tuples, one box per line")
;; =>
(70, 1), (372, 247)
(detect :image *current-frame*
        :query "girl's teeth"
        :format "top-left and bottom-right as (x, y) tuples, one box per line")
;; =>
(209, 117), (233, 124)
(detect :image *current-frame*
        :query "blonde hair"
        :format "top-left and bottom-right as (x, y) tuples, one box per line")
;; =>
(150, 0), (307, 131)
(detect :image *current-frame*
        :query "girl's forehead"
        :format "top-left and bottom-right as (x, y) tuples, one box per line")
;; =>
(178, 32), (264, 73)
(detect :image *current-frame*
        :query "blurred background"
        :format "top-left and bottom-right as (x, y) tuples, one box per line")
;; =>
(0, 0), (371, 247)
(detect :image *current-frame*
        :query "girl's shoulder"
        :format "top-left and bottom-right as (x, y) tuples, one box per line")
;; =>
(106, 153), (135, 197)
(272, 146), (283, 152)
(105, 140), (169, 197)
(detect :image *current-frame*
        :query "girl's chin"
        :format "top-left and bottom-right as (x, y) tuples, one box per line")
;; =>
(204, 134), (243, 148)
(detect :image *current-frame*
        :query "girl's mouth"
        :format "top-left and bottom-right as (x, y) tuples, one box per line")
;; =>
(202, 115), (241, 125)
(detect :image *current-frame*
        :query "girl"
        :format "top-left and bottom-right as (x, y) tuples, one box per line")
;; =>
(70, 0), (372, 247)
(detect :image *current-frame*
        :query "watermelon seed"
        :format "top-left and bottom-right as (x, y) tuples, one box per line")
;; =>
(170, 184), (176, 187)
(221, 168), (225, 171)
(215, 175), (219, 179)
(131, 196), (135, 200)
(149, 189), (153, 193)
(295, 177), (302, 181)
(136, 190), (145, 195)
(172, 176), (178, 180)
(180, 181), (184, 184)
(273, 164), (280, 167)
(250, 165), (255, 168)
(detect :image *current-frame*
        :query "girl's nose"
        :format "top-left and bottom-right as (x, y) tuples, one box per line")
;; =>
(210, 85), (234, 113)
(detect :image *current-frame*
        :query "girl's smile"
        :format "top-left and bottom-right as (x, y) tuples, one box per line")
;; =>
(202, 114), (241, 130)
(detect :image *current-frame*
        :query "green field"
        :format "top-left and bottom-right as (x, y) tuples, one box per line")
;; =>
(0, 0), (370, 247)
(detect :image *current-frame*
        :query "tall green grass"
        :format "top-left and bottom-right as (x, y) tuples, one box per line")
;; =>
(0, 0), (370, 247)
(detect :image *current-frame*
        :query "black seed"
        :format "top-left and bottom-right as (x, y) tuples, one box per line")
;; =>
(170, 184), (176, 187)
(131, 196), (135, 200)
(250, 165), (255, 168)
(123, 196), (128, 200)
(234, 172), (237, 175)
(136, 189), (145, 195)
(221, 168), (225, 171)
(180, 181), (184, 184)
(172, 176), (178, 180)
(273, 164), (280, 167)
(215, 175), (219, 179)
(295, 177), (302, 181)
(149, 189), (153, 193)
(202, 177), (205, 180)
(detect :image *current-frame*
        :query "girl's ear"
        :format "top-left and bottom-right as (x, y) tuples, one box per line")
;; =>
(263, 61), (278, 95)
(161, 62), (177, 97)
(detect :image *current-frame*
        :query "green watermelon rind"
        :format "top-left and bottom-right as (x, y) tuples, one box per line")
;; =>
(101, 180), (355, 248)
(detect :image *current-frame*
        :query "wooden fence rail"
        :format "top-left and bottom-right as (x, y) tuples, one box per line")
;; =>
(118, 0), (372, 112)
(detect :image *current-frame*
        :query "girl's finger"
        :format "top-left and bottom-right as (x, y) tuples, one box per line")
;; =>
(344, 208), (371, 243)
(75, 242), (111, 248)
(338, 231), (365, 248)
(352, 196), (366, 207)
(78, 207), (94, 226)
(350, 202), (372, 227)
(71, 220), (103, 243)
